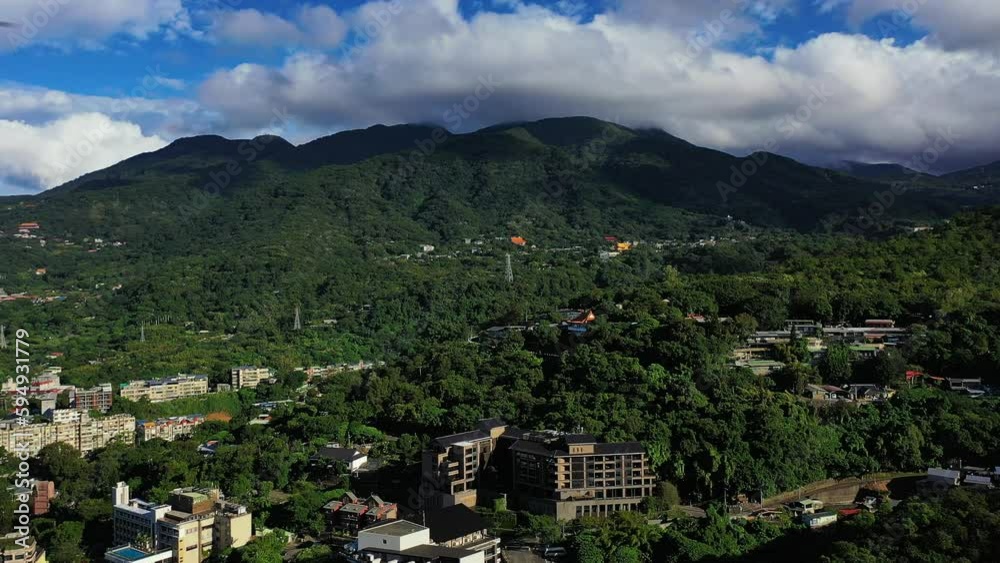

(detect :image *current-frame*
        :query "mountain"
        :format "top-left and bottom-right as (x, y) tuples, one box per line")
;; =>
(9, 117), (1000, 247)
(941, 160), (1000, 187)
(834, 161), (932, 182)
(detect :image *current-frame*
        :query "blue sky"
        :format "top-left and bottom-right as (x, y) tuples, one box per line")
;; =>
(1, 0), (998, 194)
(1, 0), (927, 98)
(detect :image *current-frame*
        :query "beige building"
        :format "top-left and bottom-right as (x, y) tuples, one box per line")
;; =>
(0, 414), (135, 457)
(113, 483), (251, 563)
(0, 534), (47, 563)
(120, 375), (209, 403)
(230, 366), (272, 390)
(137, 415), (205, 443)
(422, 420), (508, 508)
(423, 420), (656, 521)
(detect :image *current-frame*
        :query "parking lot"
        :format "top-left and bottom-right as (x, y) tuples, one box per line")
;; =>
(503, 550), (545, 563)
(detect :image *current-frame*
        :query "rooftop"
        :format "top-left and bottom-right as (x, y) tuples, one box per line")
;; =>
(363, 519), (427, 537)
(424, 505), (489, 544)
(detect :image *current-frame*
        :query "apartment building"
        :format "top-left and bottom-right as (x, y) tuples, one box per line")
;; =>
(422, 419), (508, 509)
(509, 432), (657, 520)
(422, 420), (657, 520)
(230, 366), (272, 390)
(0, 413), (135, 457)
(70, 384), (114, 412)
(137, 415), (205, 443)
(120, 375), (209, 403)
(0, 533), (47, 563)
(112, 483), (252, 563)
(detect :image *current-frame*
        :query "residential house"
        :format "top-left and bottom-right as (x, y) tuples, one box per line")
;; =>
(926, 468), (961, 486)
(945, 378), (986, 397)
(313, 445), (368, 472)
(805, 384), (844, 401)
(842, 384), (894, 403)
(802, 512), (838, 528)
(323, 492), (397, 533)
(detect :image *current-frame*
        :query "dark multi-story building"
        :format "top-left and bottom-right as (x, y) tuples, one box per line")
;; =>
(422, 419), (656, 520)
(509, 431), (656, 520)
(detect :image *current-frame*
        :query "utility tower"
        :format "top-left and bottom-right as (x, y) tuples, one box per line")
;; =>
(0, 325), (6, 350)
(505, 254), (514, 284)
(294, 306), (302, 331)
(140, 322), (146, 343)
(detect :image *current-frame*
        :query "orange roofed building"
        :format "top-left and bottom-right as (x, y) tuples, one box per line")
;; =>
(510, 236), (527, 246)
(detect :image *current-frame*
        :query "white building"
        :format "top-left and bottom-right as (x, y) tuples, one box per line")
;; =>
(357, 520), (485, 563)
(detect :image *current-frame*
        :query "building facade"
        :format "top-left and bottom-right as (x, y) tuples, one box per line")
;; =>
(0, 534), (47, 563)
(0, 414), (135, 457)
(422, 420), (508, 509)
(509, 433), (656, 520)
(422, 420), (656, 520)
(137, 415), (205, 443)
(120, 375), (209, 403)
(230, 366), (272, 390)
(112, 483), (251, 563)
(71, 384), (114, 412)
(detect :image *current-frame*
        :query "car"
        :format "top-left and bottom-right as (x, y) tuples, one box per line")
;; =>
(539, 546), (568, 558)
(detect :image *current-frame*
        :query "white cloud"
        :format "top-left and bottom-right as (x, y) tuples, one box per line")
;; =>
(825, 0), (1000, 52)
(197, 0), (1000, 172)
(0, 83), (217, 137)
(208, 5), (347, 48)
(0, 0), (192, 51)
(0, 113), (167, 193)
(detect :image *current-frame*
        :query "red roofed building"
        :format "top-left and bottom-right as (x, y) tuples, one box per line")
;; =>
(323, 492), (397, 533)
(510, 236), (527, 247)
(567, 309), (596, 324)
